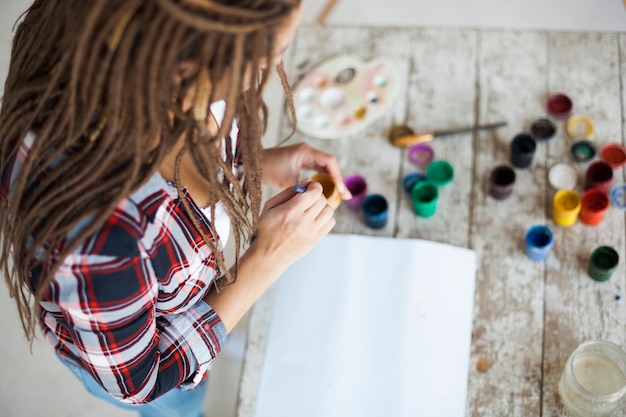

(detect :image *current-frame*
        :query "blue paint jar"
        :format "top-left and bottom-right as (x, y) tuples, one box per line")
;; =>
(402, 172), (427, 195)
(525, 225), (553, 261)
(362, 194), (389, 229)
(510, 133), (537, 168)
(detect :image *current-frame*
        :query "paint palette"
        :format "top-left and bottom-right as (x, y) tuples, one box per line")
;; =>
(292, 55), (401, 140)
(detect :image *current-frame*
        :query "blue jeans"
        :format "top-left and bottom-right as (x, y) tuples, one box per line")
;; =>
(58, 355), (207, 417)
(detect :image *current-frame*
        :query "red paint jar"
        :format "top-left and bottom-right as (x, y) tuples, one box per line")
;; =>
(547, 93), (573, 118)
(600, 142), (626, 170)
(585, 161), (613, 193)
(580, 189), (609, 226)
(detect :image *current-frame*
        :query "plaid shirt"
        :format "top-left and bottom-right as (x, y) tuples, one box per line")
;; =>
(2, 103), (242, 405)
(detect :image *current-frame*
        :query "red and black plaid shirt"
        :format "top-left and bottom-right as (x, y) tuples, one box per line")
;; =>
(1, 102), (243, 404)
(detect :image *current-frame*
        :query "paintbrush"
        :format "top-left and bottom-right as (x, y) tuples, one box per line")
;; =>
(389, 121), (508, 147)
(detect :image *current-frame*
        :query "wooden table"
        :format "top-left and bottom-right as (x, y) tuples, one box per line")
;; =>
(236, 25), (626, 417)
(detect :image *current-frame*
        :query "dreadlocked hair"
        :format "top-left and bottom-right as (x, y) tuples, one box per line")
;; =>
(0, 0), (301, 341)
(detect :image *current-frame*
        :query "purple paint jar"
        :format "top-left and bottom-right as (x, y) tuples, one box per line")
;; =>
(343, 174), (368, 210)
(489, 165), (516, 200)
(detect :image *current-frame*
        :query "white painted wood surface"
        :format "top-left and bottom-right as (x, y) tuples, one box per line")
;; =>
(238, 25), (626, 417)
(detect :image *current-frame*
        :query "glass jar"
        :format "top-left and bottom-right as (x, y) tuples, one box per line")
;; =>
(559, 340), (626, 416)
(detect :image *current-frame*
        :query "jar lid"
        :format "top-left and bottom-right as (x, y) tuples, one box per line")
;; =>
(425, 160), (454, 187)
(600, 143), (626, 169)
(402, 172), (427, 195)
(530, 118), (557, 141)
(566, 115), (595, 139)
(407, 143), (434, 168)
(570, 140), (597, 163)
(610, 183), (626, 210)
(546, 93), (573, 118)
(549, 163), (577, 190)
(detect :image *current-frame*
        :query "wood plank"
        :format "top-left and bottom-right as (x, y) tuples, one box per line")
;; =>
(542, 31), (626, 417)
(237, 25), (413, 416)
(277, 25), (412, 238)
(395, 28), (478, 248)
(468, 29), (549, 417)
(238, 26), (626, 417)
(623, 34), (626, 144)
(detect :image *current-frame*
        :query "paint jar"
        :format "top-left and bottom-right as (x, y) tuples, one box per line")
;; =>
(553, 190), (582, 227)
(407, 143), (434, 169)
(567, 115), (595, 140)
(343, 174), (368, 210)
(425, 160), (454, 187)
(402, 172), (427, 195)
(488, 165), (516, 200)
(580, 189), (609, 226)
(549, 163), (577, 190)
(525, 225), (553, 261)
(610, 183), (626, 210)
(530, 118), (557, 141)
(547, 93), (573, 119)
(585, 161), (613, 193)
(559, 340), (626, 417)
(411, 181), (439, 218)
(510, 133), (537, 168)
(362, 194), (388, 229)
(310, 173), (341, 209)
(588, 246), (620, 282)
(570, 140), (597, 164)
(600, 143), (626, 170)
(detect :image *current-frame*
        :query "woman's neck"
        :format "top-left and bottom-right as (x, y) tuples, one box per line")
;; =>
(158, 114), (220, 208)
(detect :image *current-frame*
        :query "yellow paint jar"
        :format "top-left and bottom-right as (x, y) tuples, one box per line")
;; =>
(310, 173), (341, 209)
(553, 189), (581, 227)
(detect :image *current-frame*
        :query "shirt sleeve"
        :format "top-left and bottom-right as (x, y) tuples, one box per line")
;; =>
(49, 224), (227, 405)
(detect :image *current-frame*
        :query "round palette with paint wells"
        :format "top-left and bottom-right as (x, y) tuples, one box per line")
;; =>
(292, 55), (401, 140)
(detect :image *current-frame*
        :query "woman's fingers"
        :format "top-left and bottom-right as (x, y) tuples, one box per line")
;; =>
(305, 149), (352, 200)
(263, 180), (321, 211)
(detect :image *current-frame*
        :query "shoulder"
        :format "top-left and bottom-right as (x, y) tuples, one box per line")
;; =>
(75, 172), (178, 258)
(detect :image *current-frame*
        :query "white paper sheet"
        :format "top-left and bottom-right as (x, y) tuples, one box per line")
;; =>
(254, 234), (477, 417)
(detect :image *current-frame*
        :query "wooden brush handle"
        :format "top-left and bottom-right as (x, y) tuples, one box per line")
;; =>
(391, 132), (435, 147)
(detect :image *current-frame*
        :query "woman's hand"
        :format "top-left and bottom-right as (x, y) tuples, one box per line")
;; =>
(204, 180), (335, 333)
(262, 143), (352, 200)
(251, 180), (335, 271)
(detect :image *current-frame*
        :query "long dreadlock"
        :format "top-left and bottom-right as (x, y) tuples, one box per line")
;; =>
(0, 0), (300, 341)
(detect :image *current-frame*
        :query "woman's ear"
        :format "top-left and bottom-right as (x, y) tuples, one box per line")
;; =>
(171, 60), (200, 112)
(171, 60), (199, 90)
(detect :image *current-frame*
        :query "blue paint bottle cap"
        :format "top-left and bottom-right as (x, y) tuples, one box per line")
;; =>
(402, 172), (427, 195)
(610, 183), (626, 210)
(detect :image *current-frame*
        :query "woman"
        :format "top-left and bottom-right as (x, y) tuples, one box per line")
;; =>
(0, 1), (350, 416)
